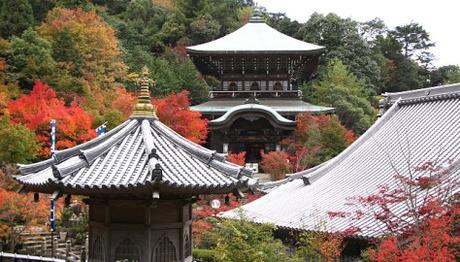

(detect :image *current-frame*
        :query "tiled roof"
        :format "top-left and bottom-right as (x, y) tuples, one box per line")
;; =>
(210, 104), (295, 128)
(221, 83), (460, 237)
(16, 118), (255, 196)
(186, 16), (324, 55)
(191, 99), (334, 115)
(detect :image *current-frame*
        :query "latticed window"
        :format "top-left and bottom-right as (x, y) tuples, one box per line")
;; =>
(273, 81), (283, 91)
(90, 235), (104, 261)
(153, 236), (177, 262)
(115, 238), (141, 262)
(228, 82), (237, 91)
(250, 82), (260, 91)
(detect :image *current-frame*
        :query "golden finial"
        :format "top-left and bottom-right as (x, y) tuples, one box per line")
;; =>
(132, 66), (156, 117)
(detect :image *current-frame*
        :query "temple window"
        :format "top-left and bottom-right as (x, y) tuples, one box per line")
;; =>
(115, 238), (140, 262)
(273, 81), (283, 91)
(153, 236), (178, 262)
(228, 82), (237, 91)
(250, 82), (260, 91)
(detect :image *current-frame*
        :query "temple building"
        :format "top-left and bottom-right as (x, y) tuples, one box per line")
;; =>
(187, 13), (333, 164)
(222, 83), (460, 243)
(15, 68), (255, 262)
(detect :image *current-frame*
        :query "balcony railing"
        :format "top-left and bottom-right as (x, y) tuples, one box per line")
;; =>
(209, 90), (303, 99)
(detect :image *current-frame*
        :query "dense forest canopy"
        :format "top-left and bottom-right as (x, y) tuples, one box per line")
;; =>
(0, 0), (459, 163)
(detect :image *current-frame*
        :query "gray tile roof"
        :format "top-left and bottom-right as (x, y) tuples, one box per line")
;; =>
(16, 118), (255, 196)
(186, 18), (324, 55)
(191, 99), (334, 115)
(221, 83), (460, 238)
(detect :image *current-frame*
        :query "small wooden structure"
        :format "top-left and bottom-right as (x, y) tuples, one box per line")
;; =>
(188, 12), (333, 163)
(15, 68), (255, 262)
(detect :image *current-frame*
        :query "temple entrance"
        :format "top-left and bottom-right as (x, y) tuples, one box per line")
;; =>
(227, 117), (278, 163)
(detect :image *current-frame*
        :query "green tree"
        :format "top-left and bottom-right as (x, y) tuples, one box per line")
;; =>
(430, 65), (460, 86)
(204, 218), (292, 262)
(28, 0), (56, 24)
(115, 0), (167, 53)
(6, 29), (58, 90)
(391, 23), (434, 65)
(306, 59), (376, 134)
(0, 0), (34, 39)
(298, 13), (382, 95)
(159, 13), (186, 46)
(266, 12), (302, 37)
(373, 35), (424, 92)
(0, 118), (38, 164)
(189, 14), (221, 44)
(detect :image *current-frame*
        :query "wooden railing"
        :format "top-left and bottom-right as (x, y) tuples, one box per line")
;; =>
(208, 90), (303, 99)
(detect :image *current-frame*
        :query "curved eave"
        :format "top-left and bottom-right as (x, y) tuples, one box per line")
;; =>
(209, 104), (296, 127)
(18, 178), (248, 196)
(186, 48), (325, 56)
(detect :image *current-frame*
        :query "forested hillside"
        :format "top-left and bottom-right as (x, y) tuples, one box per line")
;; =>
(0, 0), (458, 169)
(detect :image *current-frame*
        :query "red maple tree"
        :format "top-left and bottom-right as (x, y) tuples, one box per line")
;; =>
(153, 90), (208, 144)
(7, 80), (95, 157)
(331, 160), (460, 261)
(227, 151), (246, 166)
(260, 151), (292, 180)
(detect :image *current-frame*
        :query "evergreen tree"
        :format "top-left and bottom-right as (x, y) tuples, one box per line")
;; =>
(7, 29), (58, 90)
(305, 59), (377, 134)
(0, 0), (34, 39)
(298, 13), (382, 95)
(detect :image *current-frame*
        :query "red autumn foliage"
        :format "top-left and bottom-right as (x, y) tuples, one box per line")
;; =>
(227, 151), (246, 166)
(333, 160), (459, 261)
(0, 185), (49, 251)
(153, 90), (208, 144)
(8, 80), (95, 157)
(260, 151), (292, 180)
(112, 87), (136, 119)
(282, 113), (356, 172)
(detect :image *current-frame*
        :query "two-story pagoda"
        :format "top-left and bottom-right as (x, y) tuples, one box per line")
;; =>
(187, 13), (333, 164)
(15, 68), (255, 262)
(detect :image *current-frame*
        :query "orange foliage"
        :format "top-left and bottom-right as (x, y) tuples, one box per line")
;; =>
(260, 151), (292, 180)
(227, 151), (246, 166)
(153, 91), (208, 144)
(8, 81), (95, 157)
(37, 7), (127, 97)
(112, 87), (136, 119)
(0, 187), (49, 251)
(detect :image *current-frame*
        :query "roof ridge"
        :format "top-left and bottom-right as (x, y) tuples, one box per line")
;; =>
(296, 98), (402, 185)
(80, 120), (139, 164)
(382, 83), (460, 107)
(150, 119), (254, 179)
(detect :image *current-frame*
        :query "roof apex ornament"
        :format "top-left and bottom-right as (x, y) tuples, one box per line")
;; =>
(132, 66), (156, 118)
(249, 6), (264, 23)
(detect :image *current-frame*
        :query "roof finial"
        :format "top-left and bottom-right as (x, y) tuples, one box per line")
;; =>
(132, 66), (156, 118)
(249, 5), (264, 23)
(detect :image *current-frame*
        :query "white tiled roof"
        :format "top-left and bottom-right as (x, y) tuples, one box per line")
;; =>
(221, 83), (460, 238)
(16, 118), (255, 196)
(186, 19), (324, 54)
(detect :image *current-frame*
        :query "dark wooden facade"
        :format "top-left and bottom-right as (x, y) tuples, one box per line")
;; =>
(188, 16), (329, 164)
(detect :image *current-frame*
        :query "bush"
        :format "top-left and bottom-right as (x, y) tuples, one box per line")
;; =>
(193, 248), (217, 262)
(260, 151), (292, 180)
